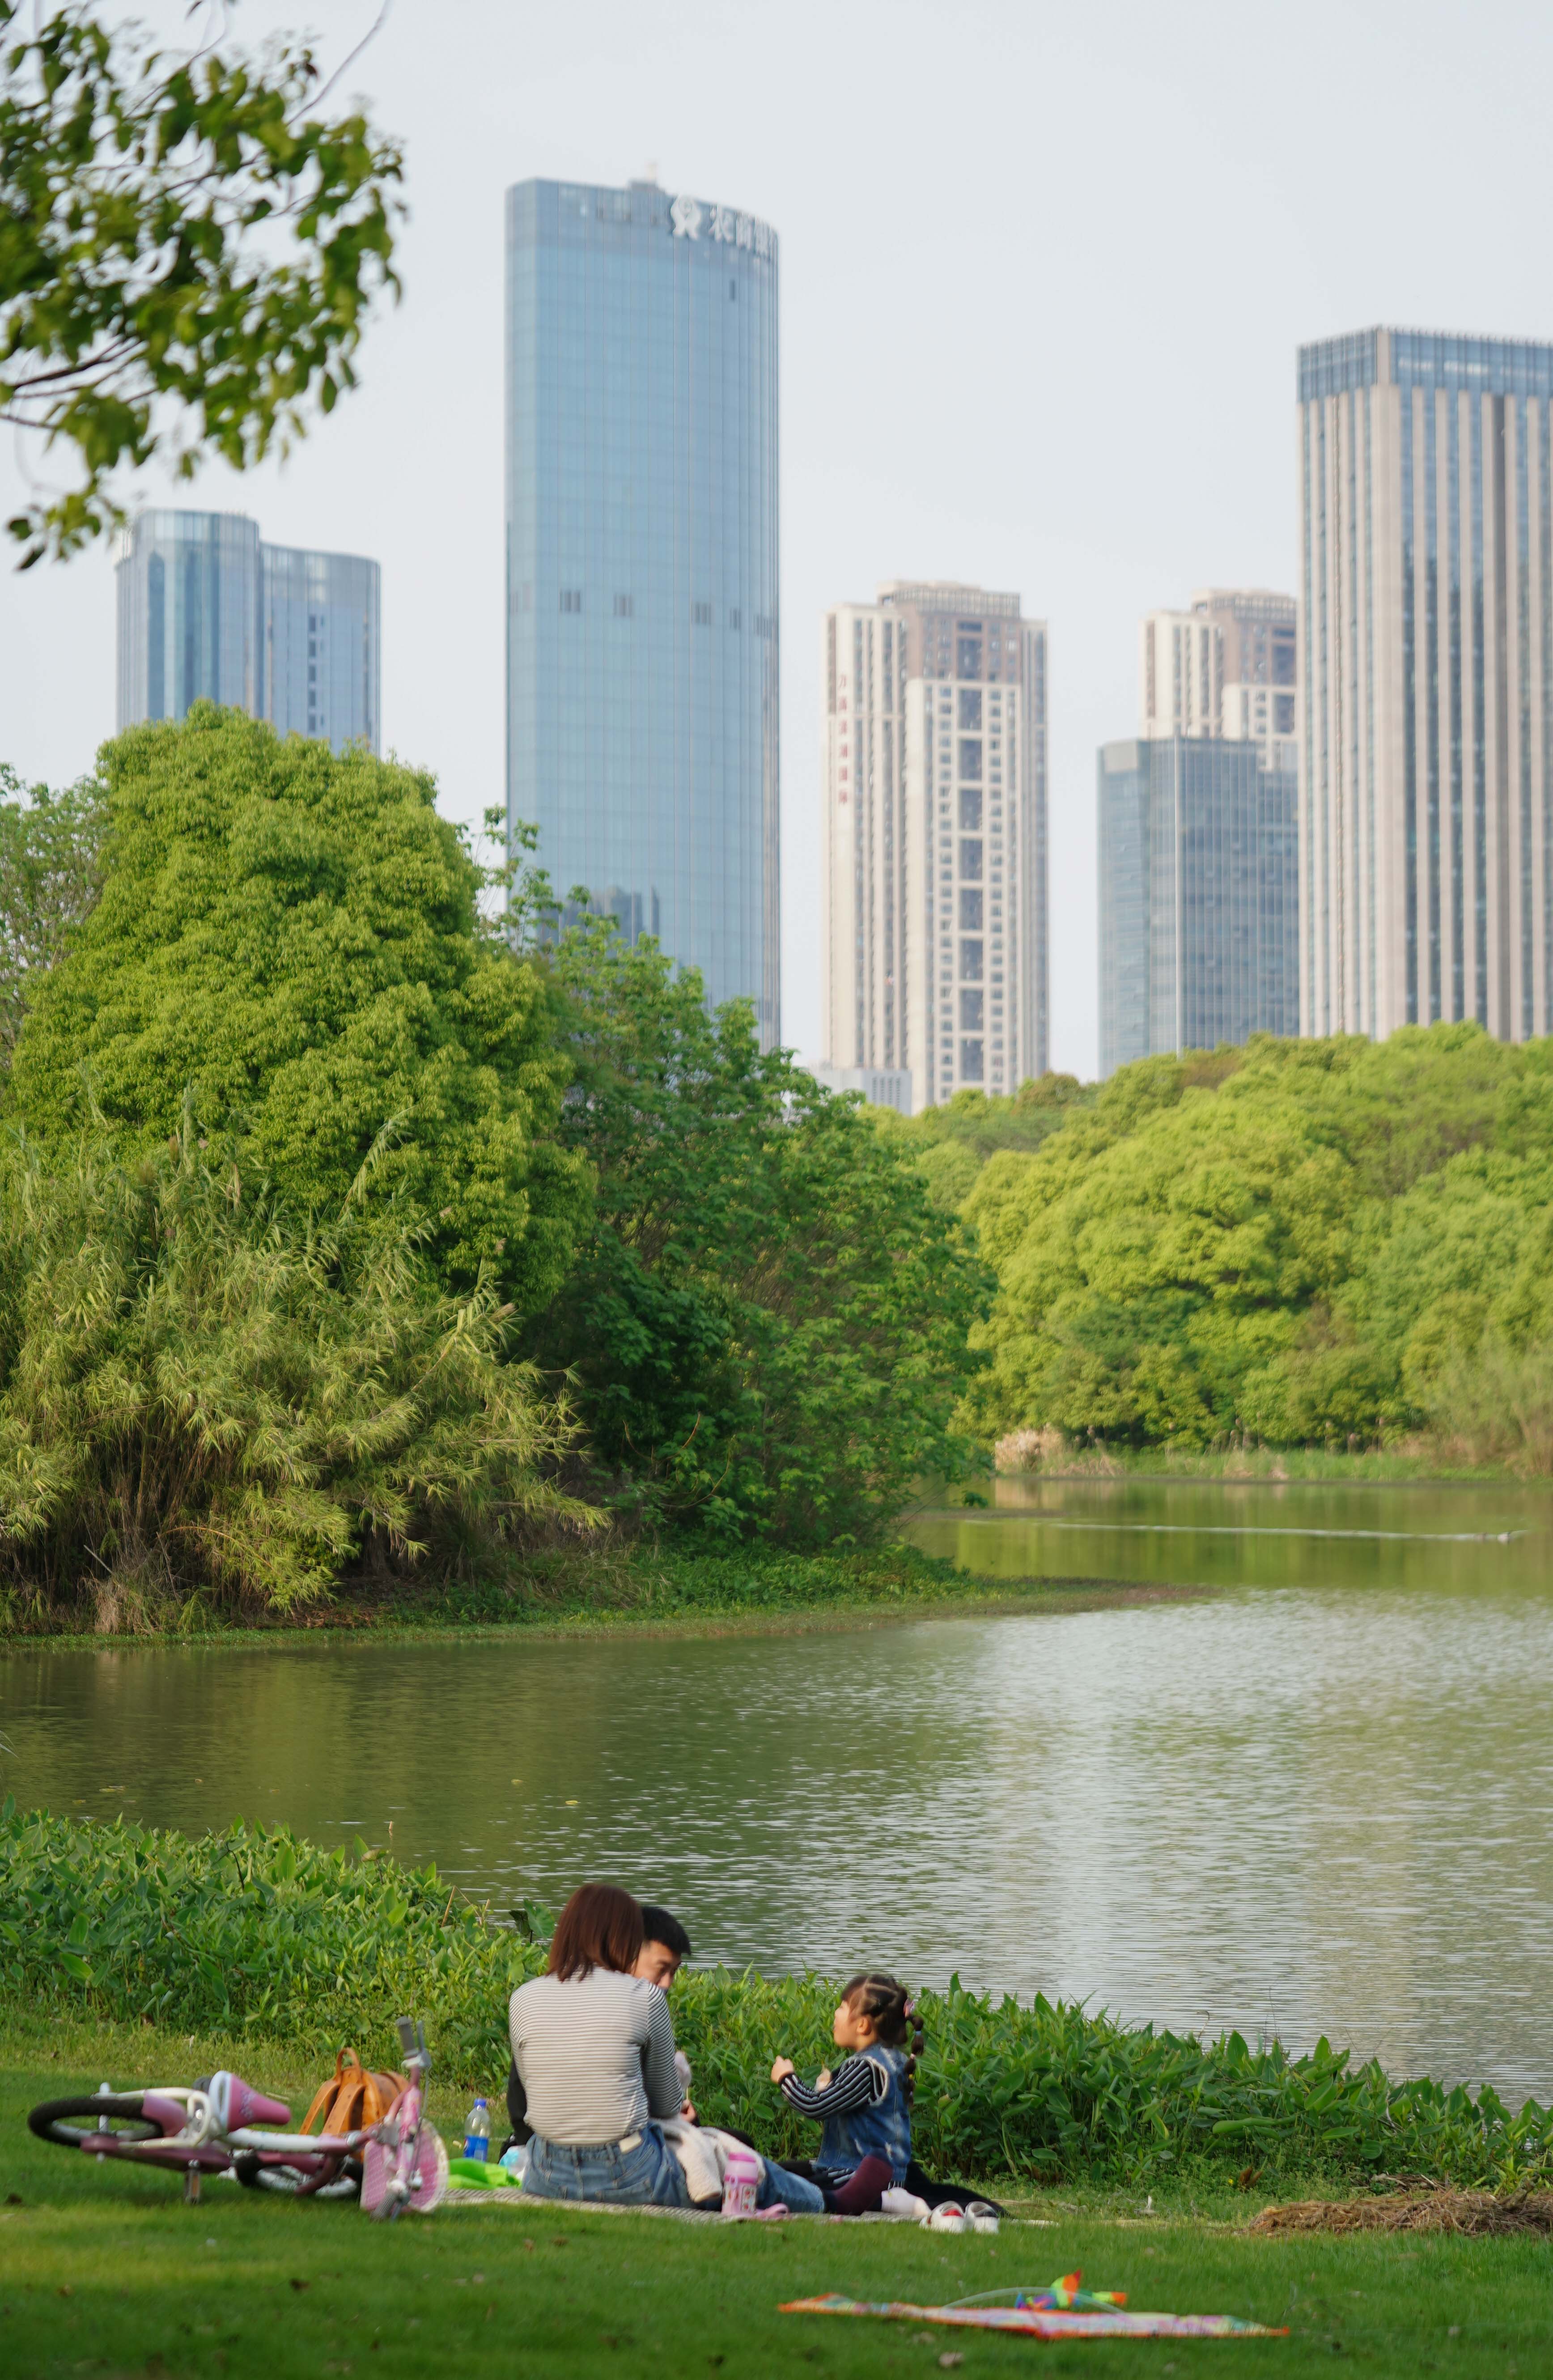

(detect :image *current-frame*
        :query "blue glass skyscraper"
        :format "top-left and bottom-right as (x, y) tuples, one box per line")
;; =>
(505, 177), (780, 1039)
(1098, 737), (1299, 1075)
(115, 508), (380, 754)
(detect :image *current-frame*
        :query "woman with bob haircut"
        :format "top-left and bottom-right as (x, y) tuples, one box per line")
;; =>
(509, 1882), (827, 2210)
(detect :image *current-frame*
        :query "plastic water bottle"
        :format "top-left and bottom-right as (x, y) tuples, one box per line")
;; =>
(463, 2097), (491, 2161)
(721, 2141), (760, 2219)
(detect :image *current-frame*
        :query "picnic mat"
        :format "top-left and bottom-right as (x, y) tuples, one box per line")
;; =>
(781, 2288), (1287, 2342)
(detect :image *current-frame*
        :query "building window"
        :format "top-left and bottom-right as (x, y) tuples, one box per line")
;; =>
(957, 633), (981, 680)
(960, 1038), (984, 1081)
(613, 593), (633, 617)
(692, 601), (713, 625)
(959, 888), (983, 929)
(560, 589), (582, 613)
(728, 607), (741, 629)
(960, 988), (984, 1030)
(958, 688), (982, 730)
(960, 938), (984, 980)
(959, 789), (982, 830)
(959, 738), (983, 779)
(959, 838), (984, 879)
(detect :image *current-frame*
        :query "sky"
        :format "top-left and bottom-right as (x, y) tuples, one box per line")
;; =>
(4, 0), (1553, 1080)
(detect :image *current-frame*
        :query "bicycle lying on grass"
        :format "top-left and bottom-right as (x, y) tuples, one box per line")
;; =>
(27, 2017), (448, 2218)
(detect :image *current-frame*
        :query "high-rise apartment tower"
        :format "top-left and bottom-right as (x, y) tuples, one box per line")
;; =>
(115, 509), (381, 753)
(819, 583), (1048, 1113)
(1102, 585), (1300, 1074)
(1141, 589), (1297, 769)
(505, 177), (780, 1040)
(1299, 324), (1553, 1041)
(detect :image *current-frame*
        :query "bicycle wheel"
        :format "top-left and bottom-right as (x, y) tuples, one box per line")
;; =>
(28, 2094), (161, 2150)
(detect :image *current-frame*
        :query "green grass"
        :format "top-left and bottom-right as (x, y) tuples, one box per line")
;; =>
(3, 2047), (1549, 2380)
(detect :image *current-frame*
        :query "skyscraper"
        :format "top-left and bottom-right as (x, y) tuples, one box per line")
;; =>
(1098, 736), (1299, 1075)
(505, 177), (780, 1040)
(261, 543), (381, 750)
(115, 509), (380, 754)
(1101, 583), (1300, 1075)
(1299, 325), (1553, 1042)
(819, 582), (1048, 1113)
(1140, 590), (1297, 769)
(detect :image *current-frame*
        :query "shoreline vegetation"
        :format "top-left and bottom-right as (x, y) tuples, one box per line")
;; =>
(5, 718), (1553, 1645)
(4, 1801), (1550, 2197)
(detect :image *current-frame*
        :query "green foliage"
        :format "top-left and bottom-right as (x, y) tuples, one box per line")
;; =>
(966, 1025), (1553, 1458)
(0, 5), (402, 561)
(5, 1804), (1549, 2188)
(0, 763), (102, 1066)
(10, 707), (588, 1310)
(0, 1133), (592, 1623)
(870, 1075), (1095, 1211)
(526, 919), (992, 1544)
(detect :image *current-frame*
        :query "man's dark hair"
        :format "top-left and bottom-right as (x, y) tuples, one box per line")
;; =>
(639, 1904), (692, 1961)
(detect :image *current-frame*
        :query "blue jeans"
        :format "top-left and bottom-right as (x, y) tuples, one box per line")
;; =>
(524, 2125), (824, 2213)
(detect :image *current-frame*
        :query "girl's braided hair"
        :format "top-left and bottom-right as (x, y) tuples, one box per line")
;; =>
(840, 1972), (925, 2102)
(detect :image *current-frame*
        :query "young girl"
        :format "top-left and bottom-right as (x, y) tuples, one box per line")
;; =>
(770, 1971), (923, 2192)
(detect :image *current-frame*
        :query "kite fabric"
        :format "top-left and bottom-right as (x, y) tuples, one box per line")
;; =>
(780, 2285), (1287, 2341)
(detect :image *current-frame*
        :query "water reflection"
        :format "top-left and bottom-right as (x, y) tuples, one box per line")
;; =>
(3, 1479), (1551, 2103)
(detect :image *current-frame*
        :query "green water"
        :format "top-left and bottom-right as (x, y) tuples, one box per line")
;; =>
(4, 1475), (1551, 2102)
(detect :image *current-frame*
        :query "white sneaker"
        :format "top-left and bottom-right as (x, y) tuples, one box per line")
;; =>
(928, 2202), (967, 2231)
(881, 2187), (931, 2222)
(966, 2202), (1000, 2233)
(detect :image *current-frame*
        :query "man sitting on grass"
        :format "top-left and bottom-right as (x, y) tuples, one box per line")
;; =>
(504, 1901), (693, 2146)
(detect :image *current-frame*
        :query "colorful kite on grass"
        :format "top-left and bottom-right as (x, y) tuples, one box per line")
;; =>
(781, 2270), (1287, 2342)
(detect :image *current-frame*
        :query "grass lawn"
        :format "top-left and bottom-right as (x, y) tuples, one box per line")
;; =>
(2, 2054), (1548, 2380)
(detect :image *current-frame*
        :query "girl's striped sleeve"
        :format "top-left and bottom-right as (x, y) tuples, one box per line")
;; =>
(777, 2058), (888, 2119)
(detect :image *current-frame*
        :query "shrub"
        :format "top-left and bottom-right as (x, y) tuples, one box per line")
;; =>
(0, 1134), (593, 1624)
(4, 1804), (1549, 2189)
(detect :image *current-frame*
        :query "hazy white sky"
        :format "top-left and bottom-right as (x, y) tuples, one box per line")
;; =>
(4, 0), (1553, 1078)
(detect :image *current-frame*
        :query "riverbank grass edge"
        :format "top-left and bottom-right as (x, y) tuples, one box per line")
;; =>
(2, 2046), (1548, 2380)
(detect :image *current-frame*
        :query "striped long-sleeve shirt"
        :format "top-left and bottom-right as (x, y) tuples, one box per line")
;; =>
(509, 1968), (680, 2145)
(777, 2055), (891, 2122)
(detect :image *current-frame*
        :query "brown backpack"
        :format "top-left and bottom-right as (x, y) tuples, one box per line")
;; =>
(301, 2047), (408, 2141)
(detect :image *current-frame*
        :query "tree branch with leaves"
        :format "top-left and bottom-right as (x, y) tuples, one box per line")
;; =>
(0, 1), (403, 562)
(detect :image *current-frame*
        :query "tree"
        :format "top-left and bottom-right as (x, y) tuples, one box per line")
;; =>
(8, 705), (589, 1313)
(525, 919), (992, 1544)
(0, 761), (103, 1066)
(0, 1128), (594, 1625)
(0, 4), (401, 561)
(962, 1023), (1553, 1454)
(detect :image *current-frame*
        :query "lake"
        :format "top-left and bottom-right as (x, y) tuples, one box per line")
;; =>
(4, 1475), (1551, 2104)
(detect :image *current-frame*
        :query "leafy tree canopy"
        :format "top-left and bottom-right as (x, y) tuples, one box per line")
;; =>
(0, 4), (401, 560)
(525, 918), (993, 1545)
(0, 761), (102, 1066)
(8, 706), (588, 1312)
(964, 1024), (1553, 1452)
(868, 1073), (1095, 1210)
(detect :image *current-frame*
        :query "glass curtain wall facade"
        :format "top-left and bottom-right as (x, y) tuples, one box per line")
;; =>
(1299, 324), (1553, 1041)
(262, 545), (381, 751)
(505, 178), (780, 1041)
(820, 583), (1048, 1112)
(1098, 736), (1298, 1075)
(116, 511), (263, 727)
(116, 510), (381, 754)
